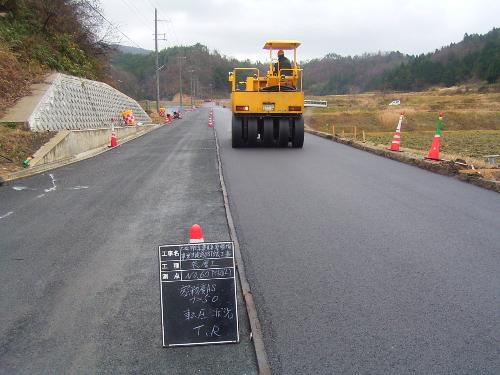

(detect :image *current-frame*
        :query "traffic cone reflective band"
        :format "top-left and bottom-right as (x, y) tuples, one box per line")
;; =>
(208, 112), (214, 128)
(109, 131), (118, 148)
(425, 113), (443, 161)
(390, 113), (404, 151)
(189, 224), (204, 243)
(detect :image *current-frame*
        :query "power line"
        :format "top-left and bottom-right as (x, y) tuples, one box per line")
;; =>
(145, 2), (184, 48)
(122, 0), (153, 27)
(147, 0), (159, 10)
(150, 5), (178, 47)
(82, 0), (146, 49)
(166, 21), (181, 46)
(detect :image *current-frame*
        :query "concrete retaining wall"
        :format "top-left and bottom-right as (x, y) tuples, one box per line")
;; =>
(0, 123), (162, 183)
(31, 125), (158, 167)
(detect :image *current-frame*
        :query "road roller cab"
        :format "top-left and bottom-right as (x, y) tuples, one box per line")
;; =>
(228, 40), (304, 148)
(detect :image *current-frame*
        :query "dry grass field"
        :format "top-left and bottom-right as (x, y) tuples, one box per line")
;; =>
(305, 86), (500, 165)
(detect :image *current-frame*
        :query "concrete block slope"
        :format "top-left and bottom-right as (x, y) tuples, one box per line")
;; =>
(21, 73), (150, 131)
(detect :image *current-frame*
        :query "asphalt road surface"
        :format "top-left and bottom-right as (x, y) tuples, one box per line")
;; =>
(0, 108), (257, 374)
(215, 107), (500, 374)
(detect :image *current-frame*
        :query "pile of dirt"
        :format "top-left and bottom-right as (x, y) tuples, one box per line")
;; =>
(0, 124), (54, 175)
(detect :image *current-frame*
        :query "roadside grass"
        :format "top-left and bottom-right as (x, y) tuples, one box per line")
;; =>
(0, 40), (44, 118)
(305, 89), (500, 166)
(365, 130), (500, 159)
(0, 124), (54, 174)
(0, 7), (104, 117)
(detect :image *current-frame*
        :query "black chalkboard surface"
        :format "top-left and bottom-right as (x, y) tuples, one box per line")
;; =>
(158, 241), (239, 347)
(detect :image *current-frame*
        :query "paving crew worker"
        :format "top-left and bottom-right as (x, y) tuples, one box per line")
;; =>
(274, 49), (292, 75)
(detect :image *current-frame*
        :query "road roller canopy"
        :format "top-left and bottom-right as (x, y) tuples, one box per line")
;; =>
(263, 40), (301, 50)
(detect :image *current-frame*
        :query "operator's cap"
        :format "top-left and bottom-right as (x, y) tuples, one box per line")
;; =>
(278, 49), (285, 56)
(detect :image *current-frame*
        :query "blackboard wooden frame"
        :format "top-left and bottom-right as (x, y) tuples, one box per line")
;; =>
(158, 241), (239, 347)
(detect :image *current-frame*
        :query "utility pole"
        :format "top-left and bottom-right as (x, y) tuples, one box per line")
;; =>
(188, 69), (195, 108)
(195, 78), (199, 100)
(193, 78), (199, 101)
(191, 77), (194, 107)
(154, 8), (159, 113)
(153, 9), (167, 113)
(177, 56), (187, 112)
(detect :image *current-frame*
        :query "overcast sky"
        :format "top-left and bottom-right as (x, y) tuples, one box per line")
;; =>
(100, 0), (499, 62)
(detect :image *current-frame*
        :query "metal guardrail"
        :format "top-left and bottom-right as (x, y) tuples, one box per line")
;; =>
(304, 99), (328, 108)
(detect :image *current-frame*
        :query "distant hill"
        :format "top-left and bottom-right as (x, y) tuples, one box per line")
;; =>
(109, 43), (259, 100)
(304, 27), (500, 94)
(303, 51), (409, 94)
(110, 28), (500, 100)
(111, 44), (151, 55)
(378, 28), (500, 91)
(1, 0), (497, 111)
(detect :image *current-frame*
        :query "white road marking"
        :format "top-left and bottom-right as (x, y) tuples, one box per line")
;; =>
(0, 211), (14, 219)
(12, 176), (87, 195)
(44, 174), (57, 192)
(12, 186), (37, 191)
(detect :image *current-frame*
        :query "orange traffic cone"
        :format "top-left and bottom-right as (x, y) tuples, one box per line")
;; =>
(208, 112), (214, 128)
(189, 224), (204, 243)
(389, 113), (404, 151)
(109, 131), (118, 148)
(425, 113), (443, 161)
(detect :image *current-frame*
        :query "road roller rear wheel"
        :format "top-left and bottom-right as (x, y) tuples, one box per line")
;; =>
(278, 118), (290, 147)
(232, 115), (243, 148)
(262, 118), (275, 147)
(247, 118), (258, 147)
(292, 116), (304, 148)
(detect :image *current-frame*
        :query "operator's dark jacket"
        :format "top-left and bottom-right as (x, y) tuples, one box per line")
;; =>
(274, 55), (292, 75)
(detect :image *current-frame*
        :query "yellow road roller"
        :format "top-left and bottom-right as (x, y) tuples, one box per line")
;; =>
(228, 40), (304, 148)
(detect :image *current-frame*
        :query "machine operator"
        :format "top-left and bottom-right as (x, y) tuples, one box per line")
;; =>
(274, 49), (292, 75)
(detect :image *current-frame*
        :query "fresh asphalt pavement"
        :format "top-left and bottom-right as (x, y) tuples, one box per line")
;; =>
(0, 107), (257, 374)
(215, 107), (500, 374)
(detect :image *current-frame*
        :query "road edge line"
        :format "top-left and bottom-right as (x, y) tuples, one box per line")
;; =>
(213, 124), (272, 375)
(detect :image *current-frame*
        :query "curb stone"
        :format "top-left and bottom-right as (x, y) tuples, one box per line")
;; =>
(213, 126), (272, 375)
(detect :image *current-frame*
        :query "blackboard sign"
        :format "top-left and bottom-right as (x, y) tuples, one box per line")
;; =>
(158, 241), (239, 347)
